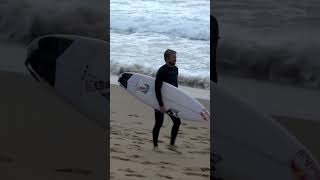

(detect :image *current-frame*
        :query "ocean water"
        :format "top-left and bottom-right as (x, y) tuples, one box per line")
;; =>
(0, 0), (107, 43)
(0, 0), (210, 89)
(214, 0), (320, 88)
(111, 0), (210, 89)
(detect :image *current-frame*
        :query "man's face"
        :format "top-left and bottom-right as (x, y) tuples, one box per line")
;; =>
(168, 53), (176, 66)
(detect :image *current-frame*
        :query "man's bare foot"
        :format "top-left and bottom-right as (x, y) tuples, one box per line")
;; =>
(153, 146), (163, 153)
(167, 145), (182, 154)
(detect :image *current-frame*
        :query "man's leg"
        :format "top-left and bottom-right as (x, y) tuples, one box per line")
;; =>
(153, 110), (164, 146)
(169, 115), (181, 145)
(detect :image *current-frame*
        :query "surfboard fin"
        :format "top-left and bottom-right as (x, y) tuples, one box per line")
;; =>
(25, 60), (40, 82)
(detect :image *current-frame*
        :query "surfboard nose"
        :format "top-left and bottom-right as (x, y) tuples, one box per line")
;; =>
(118, 72), (133, 89)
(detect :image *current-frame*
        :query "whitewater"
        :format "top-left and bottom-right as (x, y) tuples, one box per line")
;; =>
(111, 0), (210, 89)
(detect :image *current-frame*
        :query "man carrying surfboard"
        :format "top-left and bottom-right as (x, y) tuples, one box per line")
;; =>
(153, 49), (181, 149)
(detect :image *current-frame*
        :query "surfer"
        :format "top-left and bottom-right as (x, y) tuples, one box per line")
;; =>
(153, 49), (181, 148)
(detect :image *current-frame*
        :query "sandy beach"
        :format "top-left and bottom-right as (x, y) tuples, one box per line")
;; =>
(110, 85), (210, 180)
(0, 55), (107, 179)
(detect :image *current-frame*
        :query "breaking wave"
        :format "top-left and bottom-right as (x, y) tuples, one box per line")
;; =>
(217, 29), (320, 88)
(0, 0), (108, 44)
(111, 62), (210, 89)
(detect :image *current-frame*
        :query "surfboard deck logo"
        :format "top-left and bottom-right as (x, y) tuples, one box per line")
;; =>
(81, 65), (108, 100)
(135, 80), (150, 94)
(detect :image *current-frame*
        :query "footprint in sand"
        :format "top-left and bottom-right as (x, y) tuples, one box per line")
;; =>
(128, 154), (141, 158)
(199, 141), (209, 144)
(190, 138), (200, 140)
(128, 144), (140, 148)
(159, 161), (175, 166)
(186, 127), (198, 130)
(111, 148), (125, 154)
(131, 137), (143, 141)
(142, 138), (150, 141)
(127, 147), (142, 151)
(156, 174), (173, 179)
(115, 137), (126, 140)
(118, 168), (135, 173)
(200, 167), (210, 172)
(132, 135), (143, 141)
(132, 141), (145, 145)
(141, 161), (155, 165)
(128, 114), (140, 118)
(183, 145), (194, 148)
(188, 150), (209, 154)
(184, 172), (209, 178)
(166, 145), (183, 154)
(125, 174), (146, 178)
(112, 156), (131, 161)
(184, 167), (194, 171)
(196, 136), (207, 139)
(152, 147), (164, 154)
(134, 131), (148, 135)
(111, 131), (121, 135)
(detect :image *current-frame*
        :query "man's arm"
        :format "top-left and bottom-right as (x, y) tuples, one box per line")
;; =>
(155, 69), (164, 107)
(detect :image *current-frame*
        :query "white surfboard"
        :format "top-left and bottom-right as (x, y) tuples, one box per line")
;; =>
(211, 82), (320, 180)
(25, 34), (108, 129)
(118, 72), (210, 121)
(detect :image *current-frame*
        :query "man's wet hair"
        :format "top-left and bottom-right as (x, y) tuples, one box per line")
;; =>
(164, 49), (176, 61)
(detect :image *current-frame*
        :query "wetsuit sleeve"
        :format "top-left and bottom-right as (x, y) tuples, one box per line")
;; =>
(176, 67), (178, 88)
(155, 69), (164, 107)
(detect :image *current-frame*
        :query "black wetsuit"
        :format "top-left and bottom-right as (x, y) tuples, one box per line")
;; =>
(211, 15), (219, 83)
(153, 64), (181, 146)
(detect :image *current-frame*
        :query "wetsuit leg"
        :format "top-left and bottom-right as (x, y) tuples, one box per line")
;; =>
(153, 110), (164, 146)
(169, 115), (181, 145)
